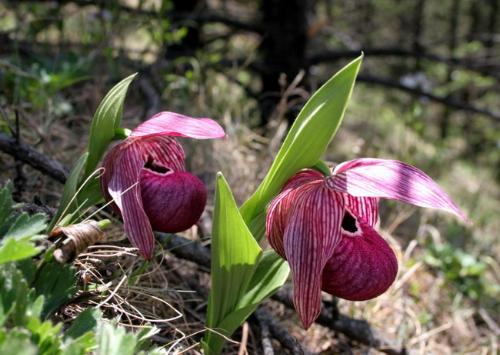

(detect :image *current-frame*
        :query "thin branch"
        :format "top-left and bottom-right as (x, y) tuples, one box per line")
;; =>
(272, 287), (405, 355)
(253, 310), (274, 355)
(213, 58), (500, 122)
(0, 132), (68, 183)
(357, 74), (500, 121)
(307, 47), (500, 78)
(253, 307), (309, 355)
(19, 0), (262, 33)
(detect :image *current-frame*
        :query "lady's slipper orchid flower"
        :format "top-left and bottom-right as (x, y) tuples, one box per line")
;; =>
(266, 158), (468, 328)
(101, 112), (225, 259)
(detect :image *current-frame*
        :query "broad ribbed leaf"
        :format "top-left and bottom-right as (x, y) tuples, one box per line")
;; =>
(208, 251), (289, 351)
(240, 56), (362, 237)
(203, 173), (262, 355)
(85, 73), (137, 177)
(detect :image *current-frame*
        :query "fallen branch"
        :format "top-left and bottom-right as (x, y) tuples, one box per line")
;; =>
(308, 47), (500, 78)
(253, 307), (309, 355)
(357, 74), (500, 121)
(21, 0), (262, 33)
(253, 309), (275, 355)
(213, 59), (500, 122)
(0, 132), (68, 183)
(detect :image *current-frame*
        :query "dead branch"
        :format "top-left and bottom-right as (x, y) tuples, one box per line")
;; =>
(307, 47), (500, 78)
(0, 132), (68, 183)
(253, 307), (310, 355)
(253, 309), (275, 355)
(357, 74), (500, 121)
(18, 0), (262, 33)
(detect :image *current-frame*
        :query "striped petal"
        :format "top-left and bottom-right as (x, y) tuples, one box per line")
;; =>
(327, 158), (468, 221)
(322, 219), (398, 300)
(344, 195), (379, 227)
(102, 136), (187, 259)
(266, 169), (325, 258)
(102, 136), (184, 198)
(283, 184), (344, 328)
(130, 111), (226, 139)
(108, 144), (155, 259)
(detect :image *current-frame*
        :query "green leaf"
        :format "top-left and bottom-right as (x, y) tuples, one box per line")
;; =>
(62, 332), (96, 355)
(95, 321), (138, 355)
(76, 177), (105, 213)
(0, 238), (39, 265)
(238, 250), (289, 309)
(5, 213), (46, 240)
(240, 56), (362, 237)
(0, 211), (46, 265)
(32, 262), (76, 317)
(208, 251), (289, 350)
(0, 264), (31, 327)
(85, 73), (137, 177)
(0, 329), (36, 355)
(25, 317), (63, 354)
(49, 153), (88, 229)
(0, 182), (14, 231)
(51, 153), (105, 229)
(66, 309), (102, 339)
(203, 173), (262, 355)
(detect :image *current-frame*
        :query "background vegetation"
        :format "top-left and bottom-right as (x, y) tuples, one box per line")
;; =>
(0, 0), (498, 353)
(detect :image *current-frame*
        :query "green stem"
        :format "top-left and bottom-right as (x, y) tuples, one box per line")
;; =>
(114, 127), (131, 139)
(97, 219), (111, 230)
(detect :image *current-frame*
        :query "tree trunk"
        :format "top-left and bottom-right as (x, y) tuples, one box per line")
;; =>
(165, 0), (204, 59)
(259, 0), (309, 125)
(440, 0), (461, 139)
(412, 0), (426, 71)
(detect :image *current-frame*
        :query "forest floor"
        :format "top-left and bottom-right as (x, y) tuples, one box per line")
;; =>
(1, 73), (498, 354)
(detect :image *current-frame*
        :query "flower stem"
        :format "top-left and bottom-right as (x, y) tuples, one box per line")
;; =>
(114, 128), (131, 139)
(97, 219), (112, 230)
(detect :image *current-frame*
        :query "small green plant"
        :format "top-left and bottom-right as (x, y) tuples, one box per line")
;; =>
(423, 242), (496, 301)
(0, 182), (162, 354)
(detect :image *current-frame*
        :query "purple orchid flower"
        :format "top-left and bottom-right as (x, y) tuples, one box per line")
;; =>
(266, 158), (468, 328)
(101, 111), (225, 259)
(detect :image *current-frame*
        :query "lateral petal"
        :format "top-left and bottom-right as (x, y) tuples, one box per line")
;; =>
(328, 158), (468, 221)
(140, 136), (186, 172)
(283, 184), (344, 328)
(130, 111), (226, 139)
(101, 136), (185, 210)
(108, 143), (155, 259)
(266, 169), (325, 258)
(322, 219), (398, 300)
(344, 194), (379, 227)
